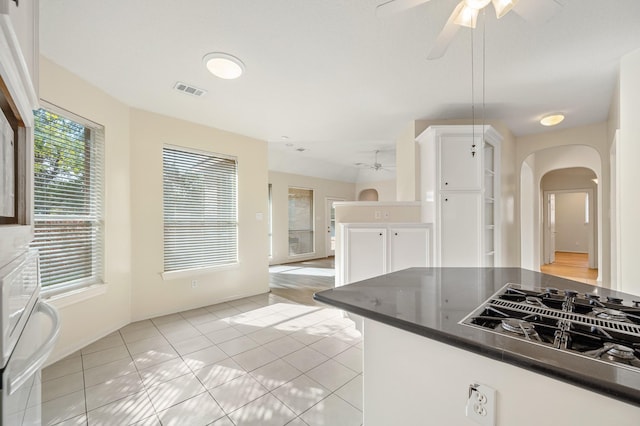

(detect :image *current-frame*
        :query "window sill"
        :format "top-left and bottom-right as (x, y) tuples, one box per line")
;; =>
(43, 283), (108, 309)
(161, 263), (239, 281)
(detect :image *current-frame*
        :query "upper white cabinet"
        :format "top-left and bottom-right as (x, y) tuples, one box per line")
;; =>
(417, 125), (501, 267)
(340, 223), (432, 285)
(439, 136), (482, 190)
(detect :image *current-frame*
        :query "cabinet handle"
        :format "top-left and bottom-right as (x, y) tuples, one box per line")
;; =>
(445, 182), (448, 186)
(445, 198), (448, 202)
(379, 233), (383, 236)
(395, 232), (398, 236)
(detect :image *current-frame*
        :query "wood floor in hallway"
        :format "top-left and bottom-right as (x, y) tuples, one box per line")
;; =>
(540, 251), (598, 286)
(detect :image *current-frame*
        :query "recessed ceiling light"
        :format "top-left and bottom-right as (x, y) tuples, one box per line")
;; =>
(540, 113), (565, 127)
(203, 52), (245, 79)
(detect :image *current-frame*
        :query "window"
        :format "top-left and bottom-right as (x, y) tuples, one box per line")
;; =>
(32, 107), (104, 291)
(163, 146), (237, 273)
(288, 187), (314, 256)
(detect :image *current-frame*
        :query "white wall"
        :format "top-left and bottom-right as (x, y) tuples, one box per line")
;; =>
(554, 192), (589, 253)
(619, 48), (640, 295)
(40, 57), (132, 361)
(269, 171), (355, 265)
(130, 109), (270, 320)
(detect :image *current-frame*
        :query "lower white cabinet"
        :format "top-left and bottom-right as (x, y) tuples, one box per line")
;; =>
(440, 192), (482, 267)
(341, 223), (432, 285)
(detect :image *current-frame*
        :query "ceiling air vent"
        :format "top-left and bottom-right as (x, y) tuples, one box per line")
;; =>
(173, 82), (207, 97)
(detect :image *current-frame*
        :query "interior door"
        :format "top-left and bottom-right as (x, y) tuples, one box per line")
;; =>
(325, 198), (342, 257)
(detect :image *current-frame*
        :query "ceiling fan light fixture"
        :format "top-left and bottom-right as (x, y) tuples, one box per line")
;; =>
(454, 3), (479, 28)
(540, 113), (565, 127)
(203, 52), (245, 79)
(492, 0), (519, 19)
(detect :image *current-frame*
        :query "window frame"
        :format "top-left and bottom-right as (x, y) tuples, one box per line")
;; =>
(287, 186), (315, 257)
(33, 101), (105, 297)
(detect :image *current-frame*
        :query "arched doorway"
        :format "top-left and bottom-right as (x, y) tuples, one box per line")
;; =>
(520, 145), (602, 283)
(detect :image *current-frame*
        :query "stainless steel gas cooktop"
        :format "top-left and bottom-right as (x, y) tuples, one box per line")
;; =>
(460, 283), (640, 371)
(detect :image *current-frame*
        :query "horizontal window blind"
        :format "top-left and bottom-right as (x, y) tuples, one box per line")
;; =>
(32, 107), (104, 289)
(163, 147), (238, 272)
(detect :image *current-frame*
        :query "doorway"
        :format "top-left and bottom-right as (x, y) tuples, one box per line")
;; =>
(519, 145), (602, 284)
(539, 166), (598, 284)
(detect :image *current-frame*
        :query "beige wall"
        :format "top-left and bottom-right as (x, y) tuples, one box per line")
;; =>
(355, 180), (396, 202)
(40, 58), (132, 361)
(619, 48), (640, 295)
(130, 109), (269, 320)
(268, 171), (355, 265)
(40, 58), (271, 360)
(395, 122), (418, 201)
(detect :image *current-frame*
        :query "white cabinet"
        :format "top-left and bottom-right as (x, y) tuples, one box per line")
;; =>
(344, 226), (387, 284)
(341, 223), (431, 285)
(417, 125), (501, 267)
(440, 192), (482, 267)
(439, 136), (481, 190)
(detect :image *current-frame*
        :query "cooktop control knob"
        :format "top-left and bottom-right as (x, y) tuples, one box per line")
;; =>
(606, 296), (624, 304)
(633, 300), (640, 307)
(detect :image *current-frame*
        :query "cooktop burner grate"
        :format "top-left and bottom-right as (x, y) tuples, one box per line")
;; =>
(488, 298), (640, 335)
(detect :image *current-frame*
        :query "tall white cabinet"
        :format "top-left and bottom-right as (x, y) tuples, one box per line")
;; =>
(417, 125), (501, 267)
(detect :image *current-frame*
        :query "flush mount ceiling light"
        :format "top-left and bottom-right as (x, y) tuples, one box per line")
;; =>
(203, 52), (245, 79)
(540, 113), (565, 127)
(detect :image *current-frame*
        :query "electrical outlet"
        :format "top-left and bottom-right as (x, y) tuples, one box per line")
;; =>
(466, 383), (496, 426)
(374, 211), (382, 219)
(191, 280), (198, 288)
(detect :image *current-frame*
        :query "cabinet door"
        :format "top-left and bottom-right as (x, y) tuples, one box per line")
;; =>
(439, 136), (481, 190)
(389, 227), (430, 272)
(345, 228), (387, 283)
(440, 193), (481, 267)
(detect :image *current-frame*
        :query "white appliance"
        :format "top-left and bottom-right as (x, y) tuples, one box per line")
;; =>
(0, 249), (60, 425)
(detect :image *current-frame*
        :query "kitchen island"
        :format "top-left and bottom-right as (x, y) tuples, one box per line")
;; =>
(314, 267), (640, 426)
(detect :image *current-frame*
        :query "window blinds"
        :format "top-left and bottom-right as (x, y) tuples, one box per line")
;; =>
(163, 147), (238, 272)
(32, 108), (104, 289)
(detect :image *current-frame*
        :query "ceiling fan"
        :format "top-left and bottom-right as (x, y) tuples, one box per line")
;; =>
(355, 150), (395, 172)
(376, 0), (562, 59)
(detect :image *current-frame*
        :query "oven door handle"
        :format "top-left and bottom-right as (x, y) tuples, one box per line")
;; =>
(7, 301), (61, 395)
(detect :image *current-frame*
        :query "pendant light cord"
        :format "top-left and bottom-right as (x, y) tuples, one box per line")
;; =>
(471, 19), (476, 157)
(482, 8), (486, 138)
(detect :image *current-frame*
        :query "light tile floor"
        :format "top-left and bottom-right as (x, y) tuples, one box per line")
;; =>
(42, 293), (363, 426)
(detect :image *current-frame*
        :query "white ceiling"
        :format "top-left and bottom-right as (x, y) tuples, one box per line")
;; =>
(39, 0), (640, 183)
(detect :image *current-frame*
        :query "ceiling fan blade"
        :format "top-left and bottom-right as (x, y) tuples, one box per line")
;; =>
(511, 0), (562, 24)
(376, 0), (433, 18)
(427, 1), (464, 60)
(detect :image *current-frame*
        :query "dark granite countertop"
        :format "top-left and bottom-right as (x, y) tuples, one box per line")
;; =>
(313, 267), (640, 407)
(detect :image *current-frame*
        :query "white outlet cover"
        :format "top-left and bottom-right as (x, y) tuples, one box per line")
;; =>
(465, 383), (496, 426)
